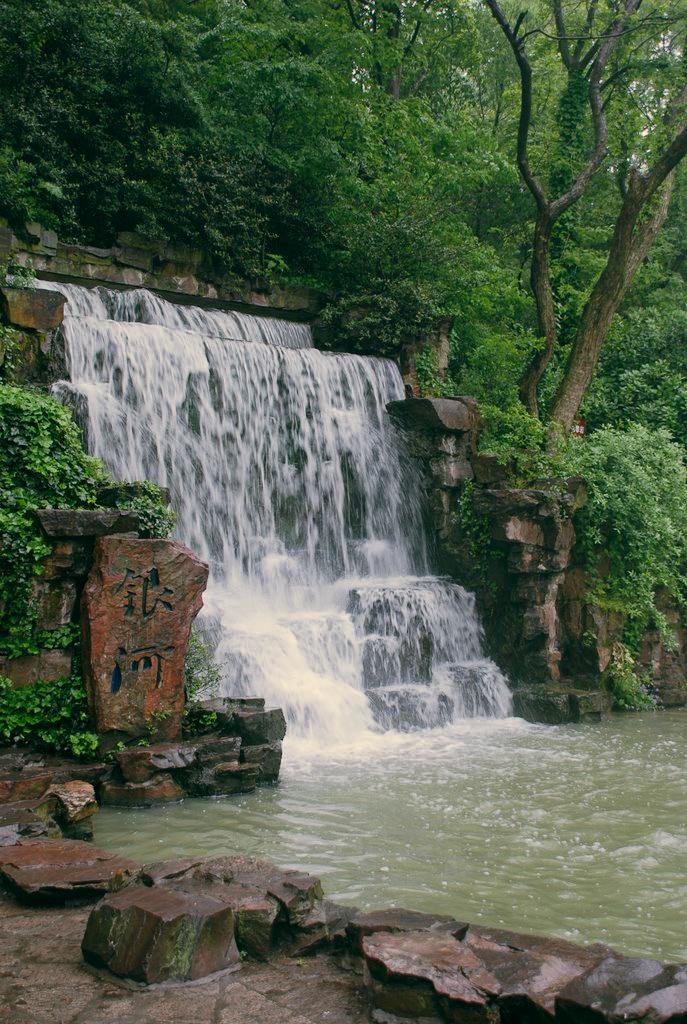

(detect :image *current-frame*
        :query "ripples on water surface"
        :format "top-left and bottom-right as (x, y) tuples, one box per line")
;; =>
(96, 712), (687, 961)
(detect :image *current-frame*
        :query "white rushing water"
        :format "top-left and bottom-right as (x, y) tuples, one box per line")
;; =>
(46, 282), (512, 743)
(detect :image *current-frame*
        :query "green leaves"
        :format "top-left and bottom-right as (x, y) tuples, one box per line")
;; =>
(0, 673), (98, 760)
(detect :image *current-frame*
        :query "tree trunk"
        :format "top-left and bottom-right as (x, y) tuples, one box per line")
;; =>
(519, 209), (556, 416)
(551, 179), (674, 429)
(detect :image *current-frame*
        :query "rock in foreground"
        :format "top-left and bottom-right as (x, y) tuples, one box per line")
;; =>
(0, 839), (139, 904)
(82, 885), (239, 983)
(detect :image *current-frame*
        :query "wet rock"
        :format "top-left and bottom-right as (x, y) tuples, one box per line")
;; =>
(30, 578), (77, 629)
(100, 773), (184, 807)
(192, 855), (324, 927)
(199, 881), (280, 960)
(139, 857), (206, 887)
(290, 899), (359, 956)
(233, 708), (287, 745)
(195, 734), (242, 767)
(81, 884), (239, 983)
(49, 781), (98, 824)
(0, 806), (60, 846)
(556, 954), (687, 1024)
(362, 929), (502, 1023)
(466, 925), (611, 1022)
(182, 762), (258, 797)
(35, 508), (141, 538)
(0, 286), (65, 330)
(387, 397), (479, 435)
(0, 771), (54, 804)
(513, 688), (610, 726)
(81, 536), (209, 741)
(240, 742), (282, 783)
(115, 740), (199, 783)
(0, 839), (139, 903)
(348, 908), (469, 955)
(0, 649), (73, 688)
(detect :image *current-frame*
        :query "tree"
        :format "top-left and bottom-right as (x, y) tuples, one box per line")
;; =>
(484, 0), (687, 428)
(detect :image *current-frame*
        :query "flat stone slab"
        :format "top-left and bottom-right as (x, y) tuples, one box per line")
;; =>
(115, 740), (200, 782)
(100, 772), (184, 807)
(387, 396), (479, 434)
(347, 907), (468, 953)
(82, 884), (239, 984)
(0, 839), (139, 903)
(35, 508), (141, 537)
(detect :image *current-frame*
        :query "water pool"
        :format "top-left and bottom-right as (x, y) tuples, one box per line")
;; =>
(95, 711), (687, 961)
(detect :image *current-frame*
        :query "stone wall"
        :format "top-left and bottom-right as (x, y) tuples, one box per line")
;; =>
(387, 396), (687, 719)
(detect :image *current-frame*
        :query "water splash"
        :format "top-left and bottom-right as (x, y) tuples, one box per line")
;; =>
(45, 281), (512, 742)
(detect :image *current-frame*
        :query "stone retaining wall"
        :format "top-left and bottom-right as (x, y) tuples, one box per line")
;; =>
(387, 397), (687, 718)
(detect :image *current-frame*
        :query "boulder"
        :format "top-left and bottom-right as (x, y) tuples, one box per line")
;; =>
(466, 925), (612, 1021)
(240, 742), (282, 783)
(362, 929), (502, 1023)
(81, 884), (239, 983)
(0, 649), (72, 689)
(182, 762), (258, 798)
(0, 770), (54, 804)
(513, 688), (609, 725)
(100, 773), (184, 807)
(348, 907), (469, 955)
(194, 733), (242, 767)
(35, 508), (141, 538)
(387, 397), (479, 435)
(81, 536), (209, 741)
(0, 286), (65, 331)
(115, 740), (199, 783)
(0, 806), (60, 846)
(233, 708), (286, 745)
(49, 781), (98, 824)
(0, 838), (139, 903)
(556, 954), (687, 1024)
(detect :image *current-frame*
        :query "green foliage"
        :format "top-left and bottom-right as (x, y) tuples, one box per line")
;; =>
(0, 673), (98, 759)
(415, 345), (456, 398)
(183, 627), (222, 734)
(0, 384), (104, 656)
(111, 482), (176, 539)
(2, 256), (36, 289)
(454, 481), (503, 593)
(561, 424), (687, 628)
(0, 325), (20, 382)
(604, 643), (656, 712)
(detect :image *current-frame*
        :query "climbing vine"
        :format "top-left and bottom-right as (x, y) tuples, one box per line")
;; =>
(0, 672), (98, 759)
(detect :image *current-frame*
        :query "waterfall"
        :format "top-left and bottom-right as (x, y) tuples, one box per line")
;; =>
(45, 282), (512, 743)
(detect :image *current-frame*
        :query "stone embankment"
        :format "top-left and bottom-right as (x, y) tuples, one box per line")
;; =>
(0, 835), (685, 1024)
(387, 397), (687, 716)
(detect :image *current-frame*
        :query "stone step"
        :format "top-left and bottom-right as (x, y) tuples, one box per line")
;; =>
(0, 839), (139, 904)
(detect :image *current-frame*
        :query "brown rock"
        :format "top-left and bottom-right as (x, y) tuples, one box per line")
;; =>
(36, 508), (141, 538)
(0, 771), (54, 804)
(81, 536), (209, 741)
(0, 286), (65, 330)
(115, 740), (199, 783)
(362, 929), (502, 1023)
(100, 773), (184, 807)
(49, 781), (98, 823)
(556, 954), (687, 1024)
(81, 884), (239, 983)
(348, 907), (468, 955)
(0, 839), (139, 903)
(182, 762), (258, 797)
(40, 540), (91, 581)
(195, 733), (242, 767)
(192, 855), (323, 927)
(466, 925), (612, 1021)
(0, 649), (72, 689)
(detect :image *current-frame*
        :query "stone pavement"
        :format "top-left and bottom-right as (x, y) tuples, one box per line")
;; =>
(0, 897), (369, 1024)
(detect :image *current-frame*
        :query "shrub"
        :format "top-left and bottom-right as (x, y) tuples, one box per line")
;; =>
(561, 424), (687, 629)
(0, 673), (98, 759)
(0, 385), (104, 656)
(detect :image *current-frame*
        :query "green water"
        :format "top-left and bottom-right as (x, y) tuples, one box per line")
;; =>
(95, 712), (687, 961)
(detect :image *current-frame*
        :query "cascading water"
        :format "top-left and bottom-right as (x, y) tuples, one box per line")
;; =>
(45, 281), (512, 743)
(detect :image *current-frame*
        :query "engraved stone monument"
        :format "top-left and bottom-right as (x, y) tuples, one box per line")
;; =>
(81, 536), (209, 743)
